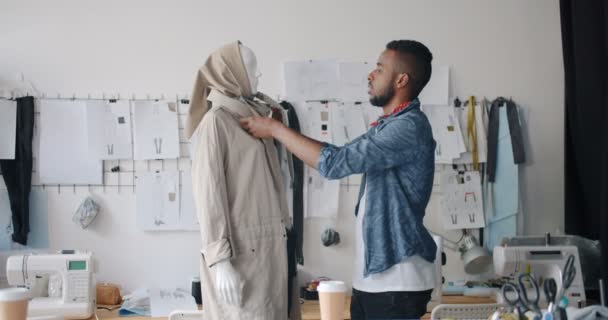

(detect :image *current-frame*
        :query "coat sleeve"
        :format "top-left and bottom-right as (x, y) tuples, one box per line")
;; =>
(191, 111), (232, 267)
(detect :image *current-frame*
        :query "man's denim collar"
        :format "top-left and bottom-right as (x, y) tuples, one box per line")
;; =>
(392, 97), (420, 118)
(373, 97), (421, 127)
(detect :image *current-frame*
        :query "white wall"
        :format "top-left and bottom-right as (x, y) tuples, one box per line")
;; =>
(0, 0), (564, 292)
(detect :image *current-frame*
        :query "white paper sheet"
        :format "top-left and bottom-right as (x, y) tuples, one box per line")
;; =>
(282, 60), (339, 101)
(86, 100), (133, 160)
(149, 288), (197, 317)
(291, 102), (310, 135)
(135, 171), (180, 231)
(331, 102), (368, 146)
(440, 170), (485, 230)
(453, 104), (488, 164)
(304, 102), (334, 143)
(179, 174), (199, 231)
(39, 100), (103, 184)
(422, 105), (466, 164)
(304, 167), (340, 218)
(0, 100), (17, 159)
(338, 62), (371, 102)
(452, 107), (468, 156)
(295, 102), (341, 218)
(331, 104), (349, 146)
(419, 65), (449, 106)
(133, 100), (180, 160)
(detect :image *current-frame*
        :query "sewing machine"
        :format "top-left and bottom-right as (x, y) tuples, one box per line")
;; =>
(494, 239), (586, 308)
(6, 251), (96, 319)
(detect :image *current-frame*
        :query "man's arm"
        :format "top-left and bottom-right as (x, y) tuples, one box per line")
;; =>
(241, 114), (426, 180)
(240, 116), (323, 168)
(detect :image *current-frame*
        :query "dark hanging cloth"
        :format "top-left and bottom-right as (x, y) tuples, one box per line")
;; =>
(0, 96), (35, 245)
(280, 101), (305, 266)
(486, 97), (526, 183)
(561, 0), (608, 302)
(280, 101), (305, 317)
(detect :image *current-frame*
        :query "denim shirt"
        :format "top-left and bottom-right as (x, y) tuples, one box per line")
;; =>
(317, 98), (437, 276)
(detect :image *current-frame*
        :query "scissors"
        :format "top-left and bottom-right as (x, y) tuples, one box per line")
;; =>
(555, 254), (577, 306)
(517, 273), (542, 318)
(503, 281), (534, 320)
(544, 278), (557, 312)
(543, 278), (559, 319)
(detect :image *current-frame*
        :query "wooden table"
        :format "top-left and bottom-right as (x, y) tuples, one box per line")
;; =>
(90, 295), (495, 319)
(93, 307), (170, 320)
(91, 305), (203, 320)
(301, 295), (495, 320)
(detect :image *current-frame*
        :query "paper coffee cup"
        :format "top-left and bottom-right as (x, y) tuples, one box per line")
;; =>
(0, 288), (30, 320)
(317, 281), (346, 320)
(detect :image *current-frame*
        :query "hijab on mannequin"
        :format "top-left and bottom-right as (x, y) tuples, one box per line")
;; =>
(186, 41), (277, 140)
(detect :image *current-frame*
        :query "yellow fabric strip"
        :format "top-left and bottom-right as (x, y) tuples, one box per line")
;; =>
(467, 96), (479, 170)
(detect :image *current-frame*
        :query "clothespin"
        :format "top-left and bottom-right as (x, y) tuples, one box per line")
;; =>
(454, 97), (461, 108)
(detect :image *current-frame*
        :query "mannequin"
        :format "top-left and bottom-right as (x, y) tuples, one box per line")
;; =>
(187, 41), (293, 319)
(240, 44), (261, 95)
(211, 43), (261, 307)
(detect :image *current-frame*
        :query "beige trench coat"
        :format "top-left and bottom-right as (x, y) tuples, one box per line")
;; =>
(191, 90), (290, 320)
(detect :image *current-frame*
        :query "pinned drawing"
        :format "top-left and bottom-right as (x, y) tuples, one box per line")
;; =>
(440, 170), (485, 230)
(133, 100), (179, 160)
(135, 171), (180, 231)
(282, 60), (339, 101)
(86, 100), (133, 160)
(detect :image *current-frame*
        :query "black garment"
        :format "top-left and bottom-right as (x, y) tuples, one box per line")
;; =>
(286, 227), (296, 317)
(561, 0), (608, 301)
(280, 101), (304, 265)
(280, 101), (305, 318)
(0, 96), (34, 245)
(350, 288), (433, 320)
(486, 97), (525, 182)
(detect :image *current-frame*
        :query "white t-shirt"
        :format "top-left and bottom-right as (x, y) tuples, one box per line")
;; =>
(352, 188), (436, 292)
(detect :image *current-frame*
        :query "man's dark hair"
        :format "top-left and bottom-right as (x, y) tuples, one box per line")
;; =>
(386, 40), (433, 98)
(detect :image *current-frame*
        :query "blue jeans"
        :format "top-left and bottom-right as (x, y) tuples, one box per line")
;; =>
(350, 288), (432, 320)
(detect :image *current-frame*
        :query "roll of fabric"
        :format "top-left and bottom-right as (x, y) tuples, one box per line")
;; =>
(321, 228), (340, 247)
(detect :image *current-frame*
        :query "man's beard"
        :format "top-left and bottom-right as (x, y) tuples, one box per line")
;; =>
(369, 86), (395, 107)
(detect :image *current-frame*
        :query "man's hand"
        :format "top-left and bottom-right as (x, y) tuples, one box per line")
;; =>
(239, 116), (283, 139)
(240, 115), (323, 169)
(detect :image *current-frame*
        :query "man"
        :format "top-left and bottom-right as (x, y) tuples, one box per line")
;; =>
(240, 40), (437, 319)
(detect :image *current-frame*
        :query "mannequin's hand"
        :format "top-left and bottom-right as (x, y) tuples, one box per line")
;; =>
(240, 116), (283, 139)
(213, 259), (243, 306)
